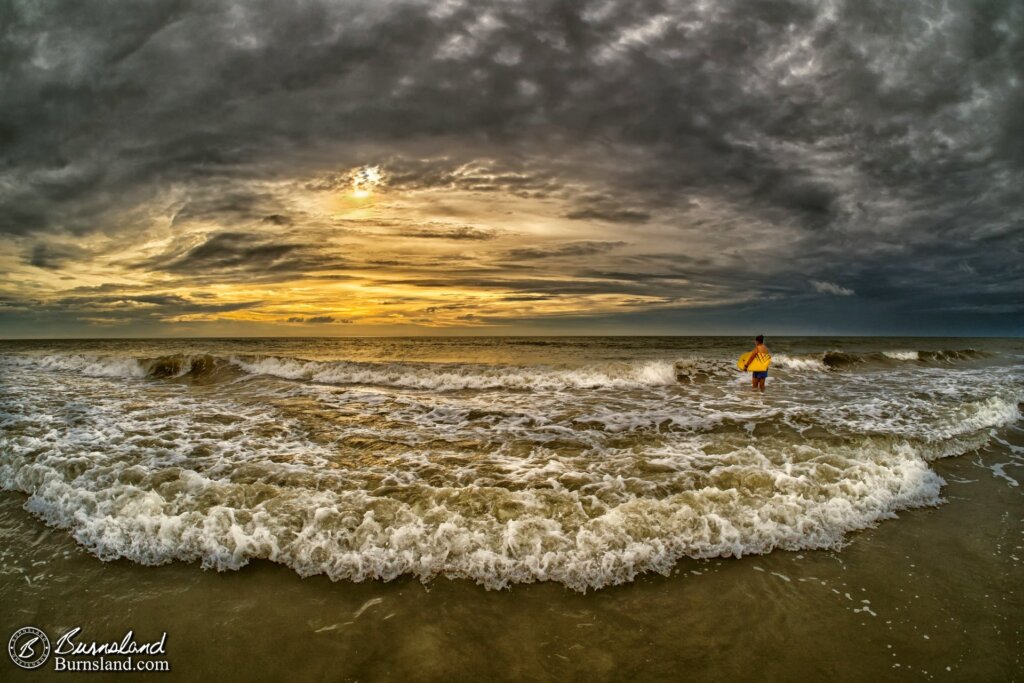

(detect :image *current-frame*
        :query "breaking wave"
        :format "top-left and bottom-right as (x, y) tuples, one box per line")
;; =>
(0, 339), (1020, 592)
(230, 356), (682, 391)
(4, 352), (239, 382)
(1, 397), (1018, 592)
(3, 347), (992, 393)
(2, 443), (946, 591)
(2, 352), (681, 392)
(774, 348), (985, 372)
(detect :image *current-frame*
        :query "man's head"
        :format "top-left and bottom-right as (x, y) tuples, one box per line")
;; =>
(755, 335), (764, 344)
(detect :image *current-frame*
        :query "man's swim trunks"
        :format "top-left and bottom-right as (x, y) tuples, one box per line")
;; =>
(753, 371), (768, 379)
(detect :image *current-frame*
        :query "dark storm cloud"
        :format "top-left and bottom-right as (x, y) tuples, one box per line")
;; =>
(169, 189), (285, 227)
(134, 231), (347, 280)
(375, 273), (695, 299)
(564, 208), (651, 224)
(51, 293), (234, 310)
(3, 290), (264, 324)
(503, 240), (627, 260)
(500, 294), (556, 302)
(563, 195), (651, 224)
(752, 176), (837, 220)
(325, 217), (497, 241)
(25, 241), (89, 269)
(286, 315), (352, 323)
(423, 302), (475, 314)
(393, 224), (497, 240)
(1, 0), (1022, 332)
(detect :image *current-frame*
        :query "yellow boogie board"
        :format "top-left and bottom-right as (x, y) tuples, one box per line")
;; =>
(738, 351), (771, 372)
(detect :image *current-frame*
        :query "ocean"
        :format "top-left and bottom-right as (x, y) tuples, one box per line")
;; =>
(1, 336), (1021, 679)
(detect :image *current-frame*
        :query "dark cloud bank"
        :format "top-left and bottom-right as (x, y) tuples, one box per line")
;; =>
(1, 0), (1022, 335)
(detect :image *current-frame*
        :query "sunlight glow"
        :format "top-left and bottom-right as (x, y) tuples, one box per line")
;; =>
(351, 165), (383, 198)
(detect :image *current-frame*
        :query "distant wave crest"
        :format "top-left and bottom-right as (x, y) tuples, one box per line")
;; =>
(4, 353), (681, 391)
(230, 355), (680, 391)
(3, 347), (992, 391)
(0, 345), (1019, 591)
(774, 348), (984, 372)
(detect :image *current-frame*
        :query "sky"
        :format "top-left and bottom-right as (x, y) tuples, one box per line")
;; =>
(1, 0), (1021, 338)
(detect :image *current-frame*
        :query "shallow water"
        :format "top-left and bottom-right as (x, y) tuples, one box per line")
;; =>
(1, 336), (1022, 679)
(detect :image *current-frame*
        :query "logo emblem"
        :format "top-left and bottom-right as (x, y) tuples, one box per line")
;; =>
(8, 627), (50, 670)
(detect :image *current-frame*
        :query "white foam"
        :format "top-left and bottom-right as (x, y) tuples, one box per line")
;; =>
(10, 354), (148, 378)
(0, 381), (956, 592)
(230, 356), (679, 391)
(953, 395), (1021, 434)
(0, 440), (947, 591)
(2, 352), (682, 392)
(773, 354), (827, 371)
(883, 351), (919, 361)
(1, 344), (1021, 592)
(987, 462), (1019, 487)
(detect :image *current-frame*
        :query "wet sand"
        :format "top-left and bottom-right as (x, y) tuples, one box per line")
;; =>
(2, 429), (1021, 682)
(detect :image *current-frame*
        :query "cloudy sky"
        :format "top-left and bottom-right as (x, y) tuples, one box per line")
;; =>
(1, 0), (1021, 338)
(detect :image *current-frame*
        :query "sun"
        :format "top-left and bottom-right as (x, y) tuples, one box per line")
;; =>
(351, 165), (383, 198)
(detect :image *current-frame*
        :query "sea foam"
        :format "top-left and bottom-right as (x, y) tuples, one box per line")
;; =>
(0, 343), (1019, 591)
(3, 436), (948, 591)
(229, 356), (679, 391)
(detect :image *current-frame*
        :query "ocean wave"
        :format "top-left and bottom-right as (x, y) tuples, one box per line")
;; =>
(3, 353), (240, 383)
(0, 435), (951, 592)
(882, 350), (919, 361)
(3, 347), (991, 389)
(6, 353), (151, 378)
(671, 358), (737, 383)
(1, 344), (1020, 592)
(772, 354), (829, 372)
(228, 355), (681, 391)
(774, 348), (985, 372)
(4, 353), (678, 390)
(917, 349), (983, 363)
(944, 395), (1022, 440)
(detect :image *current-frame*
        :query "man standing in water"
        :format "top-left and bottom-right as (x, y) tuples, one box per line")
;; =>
(743, 335), (770, 391)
